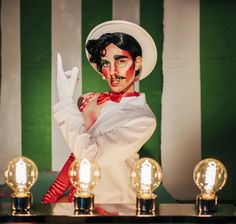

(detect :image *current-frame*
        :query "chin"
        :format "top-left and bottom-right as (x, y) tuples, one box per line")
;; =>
(110, 90), (122, 93)
(109, 87), (122, 93)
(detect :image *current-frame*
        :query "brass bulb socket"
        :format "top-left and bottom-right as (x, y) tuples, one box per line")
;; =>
(11, 192), (31, 214)
(136, 194), (157, 214)
(196, 194), (218, 214)
(74, 194), (94, 214)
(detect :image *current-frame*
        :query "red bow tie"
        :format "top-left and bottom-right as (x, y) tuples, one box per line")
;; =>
(97, 92), (140, 105)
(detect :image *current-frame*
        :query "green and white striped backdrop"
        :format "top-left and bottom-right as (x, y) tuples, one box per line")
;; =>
(0, 0), (235, 201)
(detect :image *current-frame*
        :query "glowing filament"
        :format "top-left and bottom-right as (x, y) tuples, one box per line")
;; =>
(204, 162), (216, 193)
(15, 160), (27, 185)
(80, 159), (91, 188)
(140, 160), (152, 191)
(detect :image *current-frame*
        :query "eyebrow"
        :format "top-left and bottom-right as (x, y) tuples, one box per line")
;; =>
(114, 55), (128, 60)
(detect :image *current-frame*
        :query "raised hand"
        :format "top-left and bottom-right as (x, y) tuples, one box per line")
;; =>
(57, 53), (79, 100)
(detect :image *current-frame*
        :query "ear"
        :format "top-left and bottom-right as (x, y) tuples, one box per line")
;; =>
(135, 56), (142, 71)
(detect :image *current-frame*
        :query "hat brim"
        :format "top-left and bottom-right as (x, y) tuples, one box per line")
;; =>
(86, 20), (157, 80)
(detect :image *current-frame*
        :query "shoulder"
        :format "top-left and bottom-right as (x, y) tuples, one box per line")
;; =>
(77, 92), (98, 112)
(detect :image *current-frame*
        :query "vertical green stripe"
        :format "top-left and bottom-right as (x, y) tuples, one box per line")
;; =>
(21, 0), (51, 170)
(82, 0), (112, 93)
(201, 0), (236, 200)
(140, 0), (163, 162)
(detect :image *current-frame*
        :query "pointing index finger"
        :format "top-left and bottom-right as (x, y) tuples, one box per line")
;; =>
(57, 53), (64, 75)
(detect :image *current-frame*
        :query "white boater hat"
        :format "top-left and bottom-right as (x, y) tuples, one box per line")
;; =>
(86, 20), (157, 80)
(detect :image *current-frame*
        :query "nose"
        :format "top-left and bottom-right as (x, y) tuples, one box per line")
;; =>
(109, 63), (117, 76)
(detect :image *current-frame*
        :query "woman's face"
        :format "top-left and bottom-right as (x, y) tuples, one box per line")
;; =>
(100, 43), (141, 93)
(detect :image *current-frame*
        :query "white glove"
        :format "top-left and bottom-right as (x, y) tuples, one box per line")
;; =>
(57, 53), (79, 101)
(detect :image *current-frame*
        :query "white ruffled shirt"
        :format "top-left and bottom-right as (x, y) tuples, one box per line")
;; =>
(53, 93), (156, 203)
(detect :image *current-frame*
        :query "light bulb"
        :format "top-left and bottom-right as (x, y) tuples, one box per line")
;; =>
(193, 158), (227, 213)
(131, 157), (163, 214)
(4, 156), (38, 213)
(68, 158), (101, 213)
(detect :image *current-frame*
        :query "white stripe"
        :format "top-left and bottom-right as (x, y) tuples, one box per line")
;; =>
(0, 0), (21, 184)
(52, 0), (82, 171)
(112, 0), (140, 90)
(112, 0), (140, 24)
(161, 0), (201, 200)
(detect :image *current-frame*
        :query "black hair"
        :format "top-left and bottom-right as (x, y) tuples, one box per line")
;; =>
(86, 32), (142, 76)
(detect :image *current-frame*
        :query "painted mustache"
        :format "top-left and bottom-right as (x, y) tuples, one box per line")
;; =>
(115, 75), (126, 80)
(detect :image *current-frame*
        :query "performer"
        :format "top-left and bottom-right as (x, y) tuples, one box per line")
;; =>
(42, 20), (157, 204)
